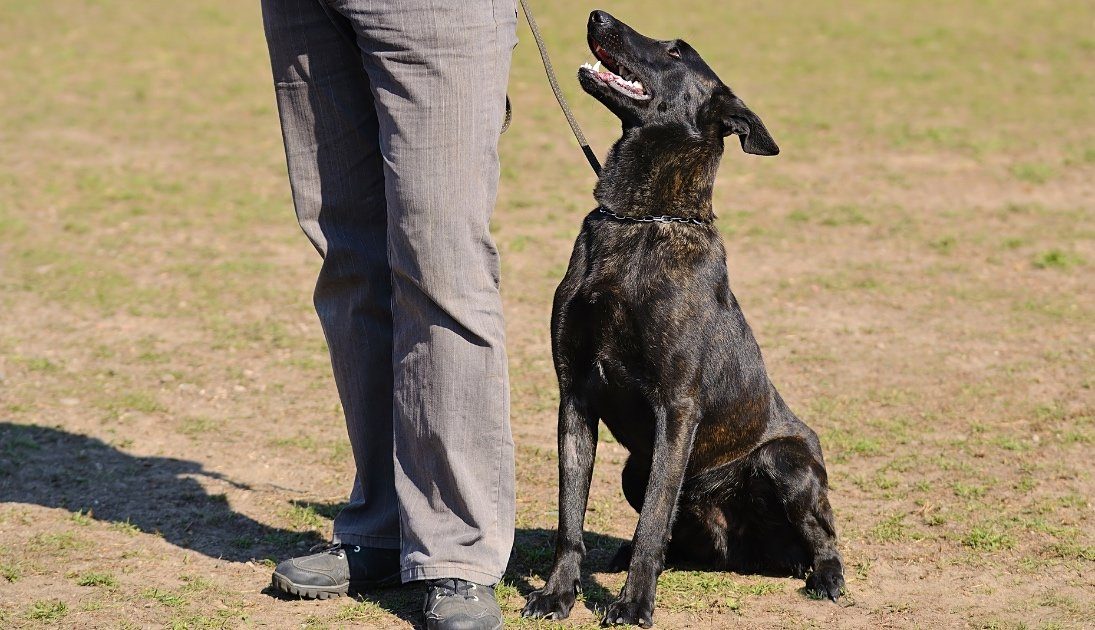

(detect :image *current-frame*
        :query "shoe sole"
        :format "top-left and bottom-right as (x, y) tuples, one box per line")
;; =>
(426, 615), (502, 630)
(271, 571), (401, 600)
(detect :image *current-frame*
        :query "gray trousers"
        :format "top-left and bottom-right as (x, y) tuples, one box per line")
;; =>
(261, 0), (517, 585)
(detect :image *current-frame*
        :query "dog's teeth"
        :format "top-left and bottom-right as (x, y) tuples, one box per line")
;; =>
(593, 60), (602, 72)
(634, 81), (644, 91)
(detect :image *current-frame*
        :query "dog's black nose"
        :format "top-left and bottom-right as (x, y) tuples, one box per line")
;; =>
(589, 10), (611, 26)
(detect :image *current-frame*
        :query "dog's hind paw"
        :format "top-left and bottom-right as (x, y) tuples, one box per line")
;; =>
(805, 563), (845, 602)
(601, 598), (654, 628)
(522, 587), (577, 620)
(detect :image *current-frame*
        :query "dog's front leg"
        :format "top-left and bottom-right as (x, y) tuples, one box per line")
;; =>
(522, 393), (598, 620)
(603, 400), (698, 628)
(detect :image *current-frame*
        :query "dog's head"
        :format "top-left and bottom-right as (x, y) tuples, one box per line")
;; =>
(579, 10), (778, 156)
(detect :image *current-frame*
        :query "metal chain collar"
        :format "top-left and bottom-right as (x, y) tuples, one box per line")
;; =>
(597, 207), (710, 226)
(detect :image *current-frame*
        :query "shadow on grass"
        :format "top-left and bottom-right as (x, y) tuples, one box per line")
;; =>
(0, 422), (323, 562)
(263, 580), (428, 628)
(0, 423), (631, 625)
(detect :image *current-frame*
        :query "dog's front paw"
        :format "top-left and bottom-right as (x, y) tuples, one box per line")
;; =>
(601, 598), (654, 628)
(522, 586), (577, 620)
(805, 562), (845, 602)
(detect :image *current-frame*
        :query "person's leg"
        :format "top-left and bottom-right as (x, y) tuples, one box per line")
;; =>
(261, 0), (399, 550)
(330, 0), (518, 585)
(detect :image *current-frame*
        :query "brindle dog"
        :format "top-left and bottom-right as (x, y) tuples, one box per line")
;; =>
(521, 10), (845, 628)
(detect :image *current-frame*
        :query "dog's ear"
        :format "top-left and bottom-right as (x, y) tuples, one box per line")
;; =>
(718, 91), (779, 156)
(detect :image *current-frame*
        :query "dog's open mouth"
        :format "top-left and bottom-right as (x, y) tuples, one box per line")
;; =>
(580, 37), (651, 101)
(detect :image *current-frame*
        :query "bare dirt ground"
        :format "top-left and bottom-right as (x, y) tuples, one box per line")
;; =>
(1, 1), (1091, 628)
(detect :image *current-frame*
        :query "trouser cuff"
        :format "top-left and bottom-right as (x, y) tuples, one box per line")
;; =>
(332, 532), (401, 550)
(401, 563), (501, 586)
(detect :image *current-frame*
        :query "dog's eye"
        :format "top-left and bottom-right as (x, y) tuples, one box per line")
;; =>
(668, 46), (681, 59)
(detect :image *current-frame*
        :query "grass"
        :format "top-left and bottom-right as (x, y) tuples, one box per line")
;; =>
(110, 519), (141, 536)
(0, 0), (1092, 627)
(143, 587), (187, 608)
(1, 562), (21, 583)
(284, 503), (327, 531)
(178, 416), (218, 436)
(100, 391), (167, 419)
(76, 571), (119, 588)
(15, 356), (61, 373)
(27, 600), (68, 622)
(963, 526), (1017, 552)
(70, 509), (93, 526)
(1009, 162), (1056, 184)
(332, 601), (388, 624)
(655, 571), (784, 612)
(27, 532), (86, 552)
(1032, 249), (1085, 270)
(871, 514), (921, 543)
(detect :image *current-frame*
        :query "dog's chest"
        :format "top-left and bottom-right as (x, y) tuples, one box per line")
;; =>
(586, 313), (642, 385)
(580, 297), (661, 445)
(589, 351), (658, 453)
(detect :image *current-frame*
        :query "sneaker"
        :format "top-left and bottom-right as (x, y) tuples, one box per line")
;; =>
(270, 542), (400, 599)
(423, 578), (503, 630)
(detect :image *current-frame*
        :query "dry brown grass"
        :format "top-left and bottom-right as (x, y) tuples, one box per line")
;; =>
(1, 0), (1091, 628)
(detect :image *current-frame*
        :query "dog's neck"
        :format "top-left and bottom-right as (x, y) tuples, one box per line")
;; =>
(594, 124), (723, 221)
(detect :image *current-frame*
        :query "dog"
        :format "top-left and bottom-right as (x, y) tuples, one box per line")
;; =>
(520, 10), (845, 628)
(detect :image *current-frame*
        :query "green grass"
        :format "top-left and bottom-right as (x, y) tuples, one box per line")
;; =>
(821, 428), (882, 461)
(655, 571), (783, 612)
(1009, 162), (1056, 184)
(101, 391), (167, 418)
(70, 509), (93, 526)
(0, 0), (1092, 627)
(871, 514), (921, 543)
(178, 416), (218, 436)
(332, 601), (387, 624)
(963, 526), (1016, 552)
(14, 356), (61, 373)
(110, 519), (141, 536)
(76, 571), (119, 588)
(1032, 249), (1085, 270)
(27, 531), (86, 552)
(27, 600), (68, 622)
(284, 503), (327, 531)
(142, 587), (187, 607)
(1, 562), (21, 583)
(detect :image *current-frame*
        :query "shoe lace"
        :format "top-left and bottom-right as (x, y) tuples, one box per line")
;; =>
(432, 578), (479, 601)
(307, 541), (360, 557)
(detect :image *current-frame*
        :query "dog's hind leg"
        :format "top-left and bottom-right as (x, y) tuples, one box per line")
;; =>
(608, 503), (729, 573)
(606, 455), (649, 571)
(751, 437), (845, 601)
(666, 501), (730, 567)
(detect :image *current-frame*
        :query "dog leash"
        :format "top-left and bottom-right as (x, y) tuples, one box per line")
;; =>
(518, 0), (602, 176)
(514, 4), (717, 227)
